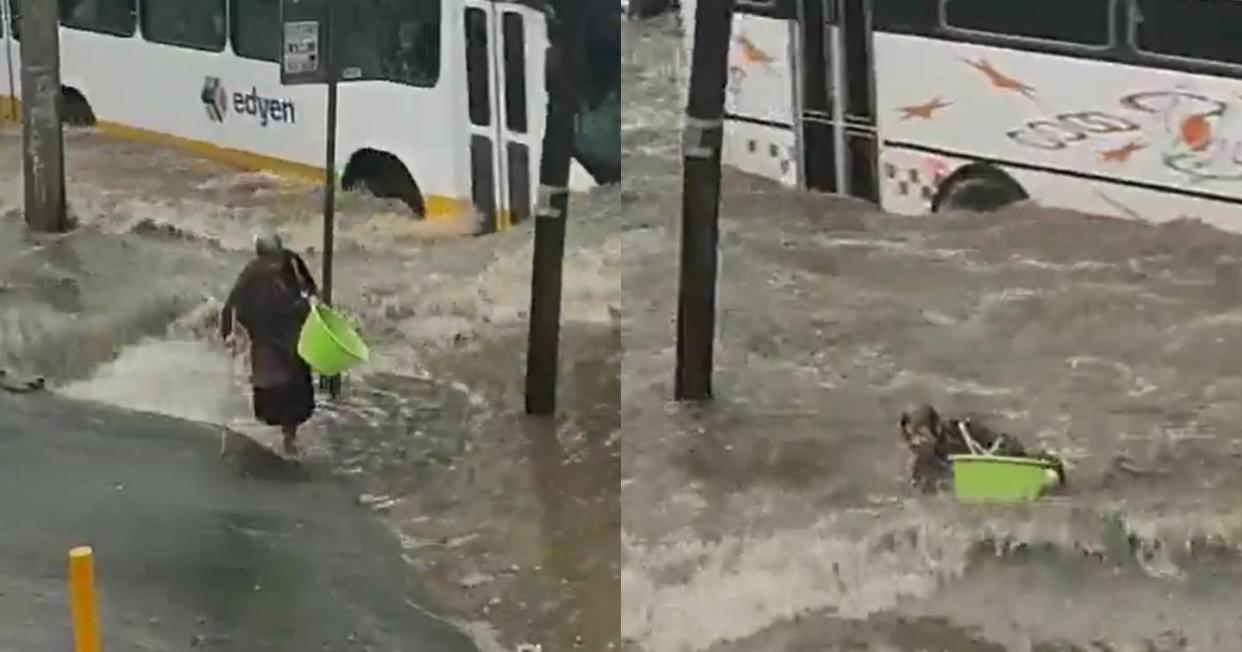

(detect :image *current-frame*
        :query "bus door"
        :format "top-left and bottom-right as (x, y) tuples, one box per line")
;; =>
(463, 1), (535, 234)
(797, 0), (877, 202)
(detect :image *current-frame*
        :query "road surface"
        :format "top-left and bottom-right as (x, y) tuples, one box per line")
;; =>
(0, 391), (479, 652)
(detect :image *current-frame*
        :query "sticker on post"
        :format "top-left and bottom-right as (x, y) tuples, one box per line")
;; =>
(283, 21), (321, 75)
(682, 116), (723, 159)
(535, 184), (569, 220)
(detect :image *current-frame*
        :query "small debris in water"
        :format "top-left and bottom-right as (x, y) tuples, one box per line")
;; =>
(445, 533), (479, 549)
(459, 571), (495, 589)
(356, 493), (391, 506)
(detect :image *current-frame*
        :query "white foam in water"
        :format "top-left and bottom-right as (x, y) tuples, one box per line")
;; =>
(622, 509), (979, 651)
(59, 338), (247, 427)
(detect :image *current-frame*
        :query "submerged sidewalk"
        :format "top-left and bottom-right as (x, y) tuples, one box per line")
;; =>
(0, 391), (479, 652)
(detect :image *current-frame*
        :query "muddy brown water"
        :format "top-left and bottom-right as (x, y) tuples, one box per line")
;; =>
(0, 117), (619, 650)
(622, 14), (1242, 652)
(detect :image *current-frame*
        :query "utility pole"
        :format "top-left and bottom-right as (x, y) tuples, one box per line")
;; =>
(525, 0), (586, 416)
(674, 0), (734, 401)
(19, 0), (68, 233)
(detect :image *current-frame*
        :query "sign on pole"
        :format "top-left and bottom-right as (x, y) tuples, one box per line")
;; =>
(283, 21), (322, 76)
(280, 0), (331, 86)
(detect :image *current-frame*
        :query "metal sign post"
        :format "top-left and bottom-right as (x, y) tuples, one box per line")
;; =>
(281, 0), (341, 397)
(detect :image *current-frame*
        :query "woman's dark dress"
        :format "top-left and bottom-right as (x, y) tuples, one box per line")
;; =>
(220, 251), (319, 427)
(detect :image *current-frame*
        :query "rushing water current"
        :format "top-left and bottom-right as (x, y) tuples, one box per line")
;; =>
(622, 14), (1242, 652)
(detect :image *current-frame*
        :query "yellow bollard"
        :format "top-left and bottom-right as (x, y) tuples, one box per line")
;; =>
(68, 546), (102, 652)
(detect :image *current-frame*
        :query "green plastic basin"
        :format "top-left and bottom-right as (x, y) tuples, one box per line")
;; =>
(297, 304), (370, 376)
(949, 454), (1060, 503)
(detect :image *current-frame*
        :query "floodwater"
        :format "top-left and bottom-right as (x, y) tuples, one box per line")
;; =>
(623, 14), (1242, 652)
(0, 120), (619, 649)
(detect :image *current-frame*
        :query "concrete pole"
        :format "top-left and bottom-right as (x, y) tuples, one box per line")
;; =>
(19, 0), (68, 233)
(524, 0), (585, 416)
(674, 0), (734, 401)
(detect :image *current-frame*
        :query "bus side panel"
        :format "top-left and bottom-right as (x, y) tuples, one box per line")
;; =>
(49, 26), (466, 213)
(679, 1), (800, 187)
(723, 13), (798, 186)
(520, 11), (550, 201)
(677, 0), (696, 113)
(874, 32), (1242, 225)
(0, 0), (15, 121)
(335, 81), (465, 213)
(60, 31), (326, 173)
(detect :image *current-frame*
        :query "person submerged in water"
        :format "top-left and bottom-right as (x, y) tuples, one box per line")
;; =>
(899, 404), (1067, 493)
(220, 233), (319, 456)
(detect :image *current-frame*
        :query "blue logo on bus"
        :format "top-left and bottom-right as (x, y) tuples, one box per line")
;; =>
(200, 76), (296, 127)
(201, 76), (227, 122)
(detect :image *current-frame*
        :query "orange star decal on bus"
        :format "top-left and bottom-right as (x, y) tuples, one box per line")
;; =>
(963, 58), (1036, 98)
(898, 97), (951, 120)
(735, 34), (775, 67)
(1100, 140), (1145, 163)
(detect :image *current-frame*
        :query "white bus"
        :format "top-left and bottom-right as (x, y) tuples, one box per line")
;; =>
(687, 0), (1242, 234)
(0, 0), (619, 233)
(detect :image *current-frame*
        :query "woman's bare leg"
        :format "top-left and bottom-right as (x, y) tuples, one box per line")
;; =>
(281, 425), (299, 455)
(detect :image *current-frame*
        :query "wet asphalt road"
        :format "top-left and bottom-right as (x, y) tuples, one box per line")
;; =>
(0, 392), (478, 652)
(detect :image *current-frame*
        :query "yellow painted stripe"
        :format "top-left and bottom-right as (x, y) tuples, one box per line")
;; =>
(0, 95), (18, 122)
(0, 96), (475, 223)
(96, 120), (324, 183)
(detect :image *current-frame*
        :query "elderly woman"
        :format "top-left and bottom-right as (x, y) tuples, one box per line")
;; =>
(220, 233), (319, 455)
(899, 404), (1066, 493)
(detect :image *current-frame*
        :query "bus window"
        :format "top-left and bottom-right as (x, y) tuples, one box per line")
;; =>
(1133, 0), (1242, 67)
(502, 12), (527, 134)
(141, 0), (226, 51)
(942, 0), (1112, 47)
(874, 0), (937, 32)
(231, 0), (279, 62)
(735, 0), (795, 18)
(8, 0), (17, 39)
(335, 0), (441, 88)
(60, 0), (136, 36)
(464, 7), (490, 127)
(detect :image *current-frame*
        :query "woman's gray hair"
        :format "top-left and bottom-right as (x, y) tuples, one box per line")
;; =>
(255, 232), (284, 255)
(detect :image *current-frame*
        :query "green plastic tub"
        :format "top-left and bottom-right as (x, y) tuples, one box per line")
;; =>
(297, 304), (370, 376)
(949, 454), (1060, 503)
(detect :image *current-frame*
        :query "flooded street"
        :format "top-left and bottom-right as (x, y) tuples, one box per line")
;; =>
(623, 15), (1242, 652)
(12, 9), (1242, 651)
(0, 120), (619, 649)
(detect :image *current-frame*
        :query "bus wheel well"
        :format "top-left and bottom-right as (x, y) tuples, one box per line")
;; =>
(61, 86), (96, 127)
(341, 149), (427, 217)
(931, 162), (1028, 213)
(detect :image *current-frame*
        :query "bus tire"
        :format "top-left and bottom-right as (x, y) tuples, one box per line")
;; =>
(931, 163), (1027, 213)
(341, 149), (427, 218)
(61, 87), (96, 127)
